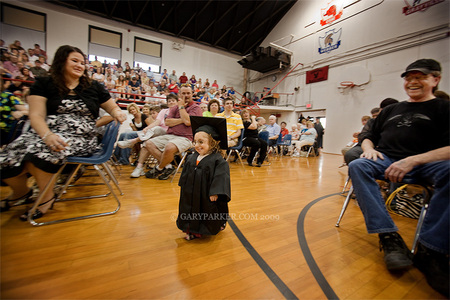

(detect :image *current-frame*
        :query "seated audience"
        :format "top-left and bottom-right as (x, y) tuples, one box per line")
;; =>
(143, 85), (202, 180)
(291, 121), (317, 157)
(0, 45), (126, 217)
(104, 74), (117, 100)
(38, 55), (50, 71)
(189, 74), (196, 88)
(348, 59), (448, 297)
(179, 72), (188, 84)
(115, 75), (128, 98)
(160, 69), (169, 81)
(29, 59), (48, 78)
(266, 115), (281, 147)
(169, 70), (177, 83)
(280, 121), (289, 137)
(0, 79), (29, 146)
(241, 110), (267, 167)
(203, 99), (221, 117)
(127, 76), (141, 99)
(344, 98), (399, 165)
(168, 79), (179, 94)
(199, 102), (208, 114)
(33, 44), (47, 60)
(341, 115), (371, 157)
(114, 103), (151, 165)
(3, 53), (21, 78)
(121, 95), (178, 178)
(288, 124), (300, 155)
(215, 98), (243, 147)
(256, 117), (267, 133)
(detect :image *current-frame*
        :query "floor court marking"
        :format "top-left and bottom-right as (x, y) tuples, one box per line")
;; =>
(228, 218), (299, 300)
(229, 192), (341, 300)
(297, 193), (341, 300)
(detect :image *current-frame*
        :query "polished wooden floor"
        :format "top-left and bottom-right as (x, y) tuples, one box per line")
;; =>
(0, 153), (445, 299)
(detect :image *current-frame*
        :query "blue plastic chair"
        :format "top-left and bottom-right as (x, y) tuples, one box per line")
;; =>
(226, 129), (245, 169)
(277, 134), (292, 156)
(27, 121), (123, 226)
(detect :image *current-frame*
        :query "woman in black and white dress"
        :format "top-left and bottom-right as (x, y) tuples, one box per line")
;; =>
(0, 45), (126, 219)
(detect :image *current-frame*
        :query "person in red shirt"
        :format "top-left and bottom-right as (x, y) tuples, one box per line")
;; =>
(280, 121), (289, 137)
(179, 72), (188, 84)
(168, 79), (179, 94)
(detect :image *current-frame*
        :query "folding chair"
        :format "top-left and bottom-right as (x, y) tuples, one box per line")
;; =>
(301, 139), (318, 157)
(335, 176), (433, 254)
(226, 129), (245, 169)
(26, 122), (123, 226)
(170, 148), (194, 183)
(277, 134), (292, 156)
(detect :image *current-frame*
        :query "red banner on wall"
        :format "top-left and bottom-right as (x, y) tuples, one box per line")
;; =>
(306, 66), (329, 84)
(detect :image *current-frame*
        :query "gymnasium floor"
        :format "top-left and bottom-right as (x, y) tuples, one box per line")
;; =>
(0, 153), (445, 299)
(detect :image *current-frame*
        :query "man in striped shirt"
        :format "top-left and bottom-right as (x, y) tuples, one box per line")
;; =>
(215, 98), (243, 147)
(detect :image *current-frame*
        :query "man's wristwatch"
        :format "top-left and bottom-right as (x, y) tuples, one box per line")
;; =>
(179, 106), (185, 110)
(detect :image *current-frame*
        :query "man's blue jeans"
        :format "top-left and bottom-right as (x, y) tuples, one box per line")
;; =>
(113, 131), (138, 165)
(348, 155), (449, 254)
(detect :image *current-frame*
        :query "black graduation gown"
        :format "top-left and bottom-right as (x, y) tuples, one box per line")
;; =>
(176, 152), (231, 235)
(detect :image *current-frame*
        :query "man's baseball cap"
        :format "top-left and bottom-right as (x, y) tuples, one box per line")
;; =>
(401, 59), (441, 77)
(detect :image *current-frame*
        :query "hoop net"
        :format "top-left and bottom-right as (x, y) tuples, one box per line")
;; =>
(340, 81), (355, 88)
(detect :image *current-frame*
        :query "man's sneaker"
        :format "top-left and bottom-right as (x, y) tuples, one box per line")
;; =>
(145, 166), (163, 179)
(118, 140), (134, 149)
(379, 232), (413, 270)
(130, 166), (145, 178)
(158, 167), (176, 180)
(413, 243), (449, 297)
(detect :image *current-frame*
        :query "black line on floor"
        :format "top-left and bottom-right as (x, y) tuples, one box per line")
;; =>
(297, 193), (341, 300)
(228, 218), (299, 300)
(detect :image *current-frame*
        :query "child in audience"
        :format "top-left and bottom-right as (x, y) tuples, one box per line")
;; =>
(176, 116), (230, 240)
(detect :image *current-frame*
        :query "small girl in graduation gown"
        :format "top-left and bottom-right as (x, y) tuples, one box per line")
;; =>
(176, 117), (231, 240)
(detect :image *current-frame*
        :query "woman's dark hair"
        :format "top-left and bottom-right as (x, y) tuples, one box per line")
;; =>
(50, 45), (91, 96)
(207, 99), (221, 112)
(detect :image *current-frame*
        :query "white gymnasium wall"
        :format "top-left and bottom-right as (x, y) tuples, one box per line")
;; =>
(249, 0), (449, 154)
(4, 0), (244, 92)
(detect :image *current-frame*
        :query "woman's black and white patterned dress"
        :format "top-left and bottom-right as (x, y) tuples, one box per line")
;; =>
(0, 96), (101, 175)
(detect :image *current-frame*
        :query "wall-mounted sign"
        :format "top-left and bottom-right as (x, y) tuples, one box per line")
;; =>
(306, 66), (329, 84)
(403, 0), (445, 15)
(318, 29), (342, 54)
(320, 0), (344, 26)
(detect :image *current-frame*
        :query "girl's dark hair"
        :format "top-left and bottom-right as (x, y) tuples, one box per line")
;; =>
(206, 134), (221, 154)
(50, 45), (91, 96)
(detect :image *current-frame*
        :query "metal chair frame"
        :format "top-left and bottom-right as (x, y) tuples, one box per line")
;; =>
(226, 129), (245, 169)
(335, 178), (432, 254)
(27, 122), (123, 226)
(170, 148), (194, 183)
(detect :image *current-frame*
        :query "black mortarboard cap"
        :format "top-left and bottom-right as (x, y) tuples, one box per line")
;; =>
(190, 116), (228, 150)
(401, 59), (441, 77)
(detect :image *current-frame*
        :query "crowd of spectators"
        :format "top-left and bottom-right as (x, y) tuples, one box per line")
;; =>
(83, 57), (238, 107)
(1, 39), (322, 163)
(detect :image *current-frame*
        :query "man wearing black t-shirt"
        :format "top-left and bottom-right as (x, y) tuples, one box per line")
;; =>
(348, 59), (449, 297)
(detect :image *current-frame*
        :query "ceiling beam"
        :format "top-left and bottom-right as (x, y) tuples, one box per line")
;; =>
(241, 0), (294, 54)
(157, 2), (178, 31)
(134, 1), (151, 25)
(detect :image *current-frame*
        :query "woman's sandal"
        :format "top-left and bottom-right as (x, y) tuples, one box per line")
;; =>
(19, 195), (57, 221)
(0, 189), (34, 212)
